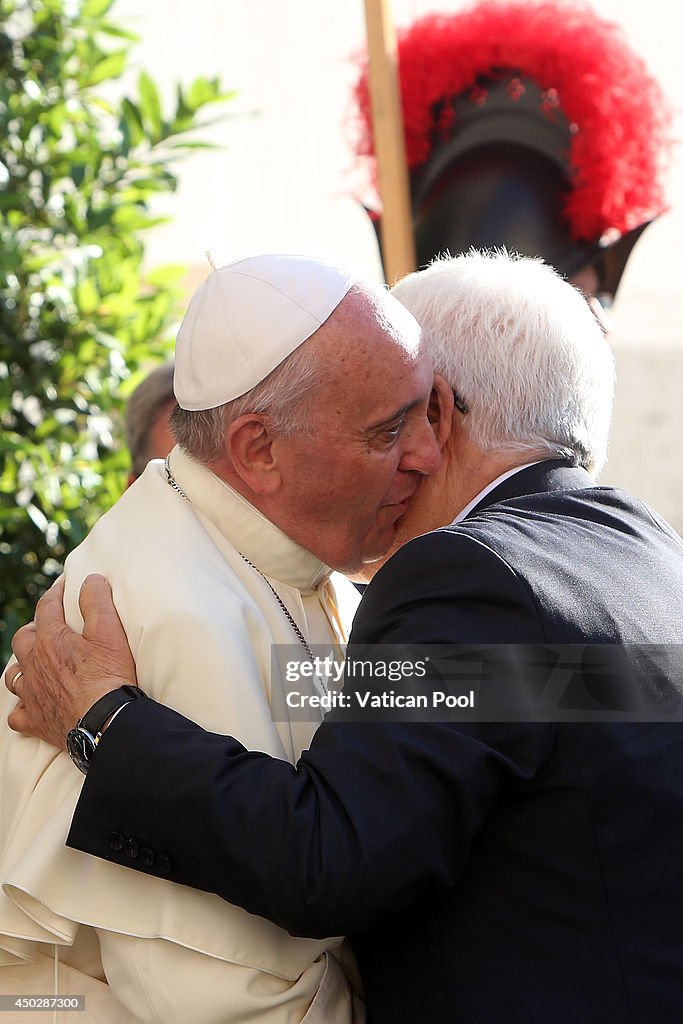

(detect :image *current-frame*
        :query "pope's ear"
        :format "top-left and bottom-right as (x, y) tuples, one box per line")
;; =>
(226, 414), (282, 495)
(429, 374), (455, 450)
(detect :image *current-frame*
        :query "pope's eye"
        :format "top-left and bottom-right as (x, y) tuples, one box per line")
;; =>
(383, 418), (405, 439)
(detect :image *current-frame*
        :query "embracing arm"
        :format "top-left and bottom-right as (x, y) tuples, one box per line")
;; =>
(68, 697), (550, 937)
(63, 532), (551, 938)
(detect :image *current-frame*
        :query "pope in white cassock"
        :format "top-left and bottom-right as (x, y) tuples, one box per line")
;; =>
(0, 254), (444, 1023)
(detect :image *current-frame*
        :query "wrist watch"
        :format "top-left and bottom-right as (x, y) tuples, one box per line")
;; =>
(66, 685), (146, 774)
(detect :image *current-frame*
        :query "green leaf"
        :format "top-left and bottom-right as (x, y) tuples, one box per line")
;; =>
(187, 77), (231, 112)
(87, 49), (127, 86)
(75, 277), (99, 315)
(144, 263), (186, 287)
(112, 207), (168, 231)
(138, 71), (162, 141)
(97, 21), (139, 41)
(0, 192), (22, 210)
(71, 164), (87, 187)
(121, 97), (144, 147)
(165, 140), (218, 151)
(83, 0), (116, 18)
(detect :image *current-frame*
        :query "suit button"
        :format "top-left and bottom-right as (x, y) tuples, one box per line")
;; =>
(140, 848), (155, 867)
(157, 853), (171, 874)
(123, 839), (139, 859)
(108, 831), (124, 852)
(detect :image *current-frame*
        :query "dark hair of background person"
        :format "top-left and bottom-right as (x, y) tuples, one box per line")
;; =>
(124, 363), (177, 483)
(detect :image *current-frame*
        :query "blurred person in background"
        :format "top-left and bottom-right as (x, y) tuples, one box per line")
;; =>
(124, 362), (176, 485)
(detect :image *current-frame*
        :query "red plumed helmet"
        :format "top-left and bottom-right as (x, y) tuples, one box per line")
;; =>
(354, 0), (672, 296)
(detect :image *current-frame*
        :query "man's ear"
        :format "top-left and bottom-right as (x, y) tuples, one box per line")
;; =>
(226, 415), (282, 495)
(429, 374), (454, 451)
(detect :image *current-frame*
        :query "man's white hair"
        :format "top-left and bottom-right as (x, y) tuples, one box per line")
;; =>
(392, 250), (615, 474)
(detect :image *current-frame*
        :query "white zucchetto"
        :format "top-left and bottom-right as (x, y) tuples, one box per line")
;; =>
(174, 253), (355, 410)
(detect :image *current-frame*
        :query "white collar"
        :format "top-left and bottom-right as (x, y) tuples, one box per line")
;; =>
(166, 446), (331, 591)
(451, 461), (545, 525)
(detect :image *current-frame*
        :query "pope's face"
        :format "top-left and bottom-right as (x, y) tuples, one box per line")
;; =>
(270, 287), (441, 573)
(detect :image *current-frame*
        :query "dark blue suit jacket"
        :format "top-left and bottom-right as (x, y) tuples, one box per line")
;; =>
(68, 461), (683, 1022)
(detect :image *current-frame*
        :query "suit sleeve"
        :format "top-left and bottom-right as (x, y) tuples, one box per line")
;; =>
(67, 532), (553, 938)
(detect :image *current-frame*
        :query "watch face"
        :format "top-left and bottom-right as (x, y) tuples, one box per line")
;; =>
(66, 727), (97, 775)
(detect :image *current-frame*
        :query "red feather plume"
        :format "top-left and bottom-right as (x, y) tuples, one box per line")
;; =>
(354, 1), (671, 241)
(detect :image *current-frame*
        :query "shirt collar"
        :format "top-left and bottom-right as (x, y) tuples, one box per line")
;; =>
(166, 446), (331, 591)
(452, 461), (546, 525)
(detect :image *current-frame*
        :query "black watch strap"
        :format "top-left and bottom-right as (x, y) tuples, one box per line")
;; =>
(79, 684), (146, 737)
(66, 685), (146, 774)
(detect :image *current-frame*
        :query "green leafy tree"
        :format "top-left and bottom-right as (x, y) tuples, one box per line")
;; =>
(0, 0), (233, 660)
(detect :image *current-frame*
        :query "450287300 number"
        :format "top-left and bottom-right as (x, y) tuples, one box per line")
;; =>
(0, 995), (84, 1011)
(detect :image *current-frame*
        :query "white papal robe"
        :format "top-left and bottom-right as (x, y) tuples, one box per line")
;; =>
(0, 447), (362, 1024)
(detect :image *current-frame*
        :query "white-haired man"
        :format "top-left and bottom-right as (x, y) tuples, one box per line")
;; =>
(366, 248), (614, 565)
(0, 253), (444, 1022)
(9, 253), (683, 1024)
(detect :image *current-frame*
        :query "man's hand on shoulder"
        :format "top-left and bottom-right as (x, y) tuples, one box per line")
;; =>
(6, 574), (137, 748)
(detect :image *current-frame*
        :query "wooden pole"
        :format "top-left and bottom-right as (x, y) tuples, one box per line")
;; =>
(363, 0), (416, 286)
